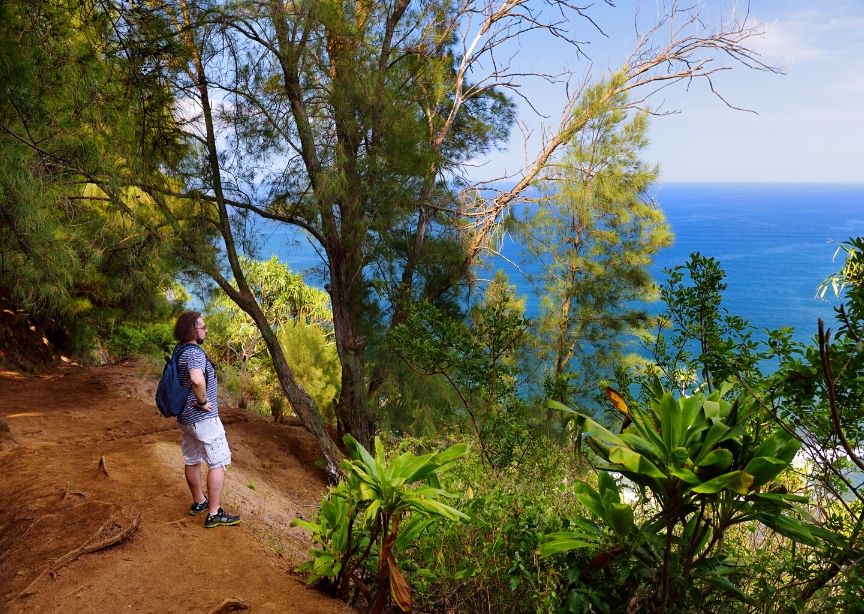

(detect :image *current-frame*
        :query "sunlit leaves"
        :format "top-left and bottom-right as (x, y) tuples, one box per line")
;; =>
(544, 382), (823, 608)
(204, 256), (336, 411)
(517, 85), (671, 405)
(0, 1), (186, 346)
(294, 435), (469, 611)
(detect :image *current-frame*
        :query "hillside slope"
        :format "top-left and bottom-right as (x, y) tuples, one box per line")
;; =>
(0, 360), (352, 613)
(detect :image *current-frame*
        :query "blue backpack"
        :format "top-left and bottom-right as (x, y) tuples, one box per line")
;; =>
(155, 343), (206, 418)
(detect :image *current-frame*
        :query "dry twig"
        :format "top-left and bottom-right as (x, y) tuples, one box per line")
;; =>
(97, 454), (110, 477)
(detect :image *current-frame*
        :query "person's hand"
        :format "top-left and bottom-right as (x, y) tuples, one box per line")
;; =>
(197, 400), (212, 412)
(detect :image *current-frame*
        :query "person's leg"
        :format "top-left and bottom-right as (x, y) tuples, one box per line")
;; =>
(185, 463), (206, 504)
(206, 466), (225, 515)
(179, 423), (207, 507)
(198, 416), (232, 514)
(197, 417), (238, 525)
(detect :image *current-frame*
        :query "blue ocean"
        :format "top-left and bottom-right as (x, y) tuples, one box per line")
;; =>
(261, 183), (864, 343)
(651, 183), (864, 338)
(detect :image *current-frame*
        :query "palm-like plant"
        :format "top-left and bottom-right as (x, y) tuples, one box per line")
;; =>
(294, 435), (468, 613)
(542, 380), (839, 611)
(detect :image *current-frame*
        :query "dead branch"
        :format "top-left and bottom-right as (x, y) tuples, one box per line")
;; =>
(17, 513), (58, 542)
(52, 511), (141, 569)
(452, 2), (779, 276)
(818, 319), (864, 473)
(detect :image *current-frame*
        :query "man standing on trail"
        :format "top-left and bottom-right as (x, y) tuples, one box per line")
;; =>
(173, 311), (241, 528)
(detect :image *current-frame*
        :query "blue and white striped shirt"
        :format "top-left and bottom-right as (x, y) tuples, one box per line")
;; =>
(175, 344), (219, 425)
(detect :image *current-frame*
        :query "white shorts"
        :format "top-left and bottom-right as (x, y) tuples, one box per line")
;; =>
(178, 416), (232, 469)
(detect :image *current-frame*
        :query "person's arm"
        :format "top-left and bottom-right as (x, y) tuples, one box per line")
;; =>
(189, 367), (212, 411)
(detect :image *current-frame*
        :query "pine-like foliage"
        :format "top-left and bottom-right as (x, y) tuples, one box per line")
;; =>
(518, 82), (672, 405)
(0, 1), (186, 351)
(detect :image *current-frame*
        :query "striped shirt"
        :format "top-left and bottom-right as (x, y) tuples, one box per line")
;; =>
(175, 344), (219, 425)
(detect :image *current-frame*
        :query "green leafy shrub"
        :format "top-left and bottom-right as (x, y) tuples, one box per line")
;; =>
(106, 321), (174, 359)
(214, 361), (241, 397)
(645, 246), (864, 610)
(478, 398), (535, 469)
(390, 275), (530, 463)
(276, 320), (340, 420)
(649, 252), (761, 395)
(201, 257), (338, 420)
(397, 434), (608, 613)
(542, 381), (842, 612)
(293, 435), (468, 613)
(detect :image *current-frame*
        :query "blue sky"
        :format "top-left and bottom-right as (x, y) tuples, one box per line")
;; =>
(474, 1), (864, 184)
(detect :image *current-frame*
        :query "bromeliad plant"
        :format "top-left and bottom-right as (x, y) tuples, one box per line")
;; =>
(542, 380), (840, 612)
(293, 435), (468, 613)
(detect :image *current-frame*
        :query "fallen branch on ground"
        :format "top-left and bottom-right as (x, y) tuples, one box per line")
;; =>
(14, 508), (141, 601)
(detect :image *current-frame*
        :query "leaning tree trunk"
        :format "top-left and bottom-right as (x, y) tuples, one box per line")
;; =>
(179, 11), (344, 479)
(244, 294), (344, 480)
(321, 17), (376, 449)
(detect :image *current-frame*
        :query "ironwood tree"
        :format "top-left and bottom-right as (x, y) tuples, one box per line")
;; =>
(518, 83), (672, 407)
(0, 0), (188, 350)
(153, 1), (773, 476)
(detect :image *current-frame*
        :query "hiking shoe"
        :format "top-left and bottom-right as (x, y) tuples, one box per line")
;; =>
(189, 498), (209, 516)
(204, 507), (241, 528)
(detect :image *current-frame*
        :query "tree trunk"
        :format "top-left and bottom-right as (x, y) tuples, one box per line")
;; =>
(248, 294), (344, 480)
(329, 253), (373, 449)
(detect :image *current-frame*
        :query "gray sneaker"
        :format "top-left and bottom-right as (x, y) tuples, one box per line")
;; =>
(204, 507), (241, 528)
(189, 498), (208, 515)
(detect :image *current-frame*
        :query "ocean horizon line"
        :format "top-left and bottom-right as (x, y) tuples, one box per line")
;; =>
(655, 180), (864, 186)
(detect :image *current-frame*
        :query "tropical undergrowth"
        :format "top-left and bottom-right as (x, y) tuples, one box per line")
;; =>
(293, 242), (864, 614)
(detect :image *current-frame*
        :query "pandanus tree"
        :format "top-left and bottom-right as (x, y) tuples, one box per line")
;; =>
(542, 381), (840, 612)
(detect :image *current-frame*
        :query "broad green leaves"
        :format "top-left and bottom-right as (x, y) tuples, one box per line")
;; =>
(292, 486), (358, 584)
(690, 470), (754, 495)
(294, 435), (468, 612)
(607, 445), (665, 479)
(543, 383), (834, 609)
(541, 473), (635, 558)
(565, 387), (793, 498)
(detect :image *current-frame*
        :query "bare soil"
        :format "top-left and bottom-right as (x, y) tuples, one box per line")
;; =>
(0, 360), (353, 614)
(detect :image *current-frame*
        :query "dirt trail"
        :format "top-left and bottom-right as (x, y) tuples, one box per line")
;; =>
(0, 360), (352, 613)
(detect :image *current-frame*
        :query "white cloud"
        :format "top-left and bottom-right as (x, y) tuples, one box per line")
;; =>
(750, 18), (828, 66)
(812, 15), (864, 33)
(749, 1), (864, 67)
(841, 75), (864, 96)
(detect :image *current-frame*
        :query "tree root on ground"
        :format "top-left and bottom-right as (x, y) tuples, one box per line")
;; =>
(209, 597), (251, 613)
(17, 512), (58, 542)
(13, 506), (141, 601)
(97, 455), (110, 477)
(61, 482), (88, 501)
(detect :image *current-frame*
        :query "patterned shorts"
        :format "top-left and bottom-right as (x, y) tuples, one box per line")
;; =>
(178, 416), (232, 468)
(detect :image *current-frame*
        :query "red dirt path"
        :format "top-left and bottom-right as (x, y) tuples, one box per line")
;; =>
(0, 360), (353, 613)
